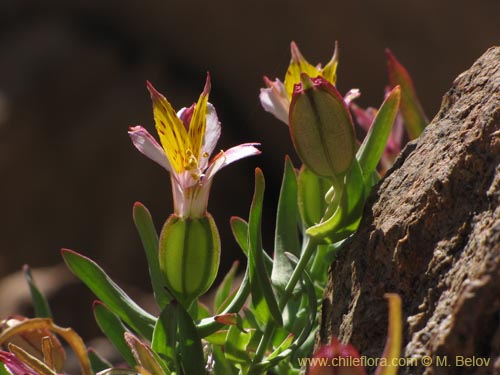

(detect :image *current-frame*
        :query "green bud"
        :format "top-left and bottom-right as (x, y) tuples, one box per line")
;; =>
(159, 214), (220, 307)
(289, 75), (356, 178)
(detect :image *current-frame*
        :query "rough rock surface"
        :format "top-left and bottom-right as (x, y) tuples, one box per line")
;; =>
(318, 47), (500, 374)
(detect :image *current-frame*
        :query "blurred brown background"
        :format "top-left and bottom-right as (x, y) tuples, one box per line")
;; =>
(0, 0), (498, 338)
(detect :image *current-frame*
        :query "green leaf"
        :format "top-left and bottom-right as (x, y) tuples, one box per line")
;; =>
(93, 301), (136, 367)
(125, 332), (167, 375)
(23, 265), (52, 318)
(133, 202), (171, 308)
(267, 333), (294, 361)
(224, 325), (253, 364)
(197, 301), (211, 320)
(196, 268), (251, 338)
(297, 166), (331, 228)
(152, 302), (178, 374)
(271, 157), (301, 293)
(248, 169), (283, 326)
(88, 348), (112, 373)
(176, 302), (206, 375)
(62, 249), (156, 339)
(212, 345), (238, 375)
(357, 86), (401, 182)
(214, 261), (239, 314)
(230, 217), (273, 270)
(204, 330), (228, 346)
(386, 49), (428, 139)
(0, 364), (10, 375)
(230, 216), (249, 257)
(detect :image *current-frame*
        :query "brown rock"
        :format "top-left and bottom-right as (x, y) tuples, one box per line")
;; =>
(318, 47), (500, 375)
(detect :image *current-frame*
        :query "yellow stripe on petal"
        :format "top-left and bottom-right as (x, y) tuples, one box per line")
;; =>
(147, 81), (191, 174)
(284, 41), (320, 97)
(189, 74), (211, 162)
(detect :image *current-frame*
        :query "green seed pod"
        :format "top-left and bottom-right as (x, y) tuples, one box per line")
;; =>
(159, 213), (220, 307)
(289, 75), (356, 178)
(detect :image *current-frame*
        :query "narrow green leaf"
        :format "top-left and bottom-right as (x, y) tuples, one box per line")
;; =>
(23, 265), (52, 318)
(248, 169), (283, 326)
(133, 202), (170, 308)
(0, 364), (9, 375)
(196, 268), (251, 338)
(176, 302), (206, 375)
(357, 86), (401, 181)
(267, 333), (294, 361)
(62, 249), (156, 339)
(230, 217), (273, 270)
(204, 330), (228, 346)
(386, 49), (428, 139)
(212, 345), (238, 375)
(224, 325), (252, 364)
(125, 333), (166, 375)
(93, 301), (136, 367)
(152, 302), (178, 374)
(272, 157), (300, 292)
(88, 348), (112, 373)
(214, 261), (239, 314)
(230, 216), (249, 257)
(197, 301), (211, 320)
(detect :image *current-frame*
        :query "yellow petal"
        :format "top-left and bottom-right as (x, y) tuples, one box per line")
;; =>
(321, 41), (339, 85)
(284, 41), (320, 97)
(189, 74), (211, 161)
(147, 81), (191, 174)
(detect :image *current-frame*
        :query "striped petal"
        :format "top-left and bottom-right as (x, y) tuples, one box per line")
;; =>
(204, 143), (261, 182)
(147, 81), (191, 174)
(188, 74), (211, 161)
(128, 126), (172, 172)
(284, 41), (320, 97)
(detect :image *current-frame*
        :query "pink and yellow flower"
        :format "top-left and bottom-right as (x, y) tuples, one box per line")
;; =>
(129, 74), (260, 218)
(259, 41), (339, 125)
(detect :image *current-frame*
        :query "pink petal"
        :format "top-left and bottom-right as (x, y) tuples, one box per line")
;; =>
(0, 351), (39, 375)
(177, 104), (196, 131)
(344, 88), (361, 106)
(259, 77), (290, 125)
(128, 126), (172, 172)
(201, 103), (221, 162)
(204, 143), (261, 181)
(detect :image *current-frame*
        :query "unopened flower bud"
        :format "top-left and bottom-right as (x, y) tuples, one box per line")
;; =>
(159, 214), (220, 307)
(308, 337), (366, 375)
(289, 75), (356, 178)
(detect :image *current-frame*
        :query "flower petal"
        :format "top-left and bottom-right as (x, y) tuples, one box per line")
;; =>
(200, 102), (221, 168)
(204, 143), (261, 181)
(128, 126), (172, 172)
(259, 77), (290, 125)
(0, 351), (39, 375)
(188, 74), (211, 160)
(284, 41), (320, 97)
(320, 41), (339, 85)
(147, 81), (191, 174)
